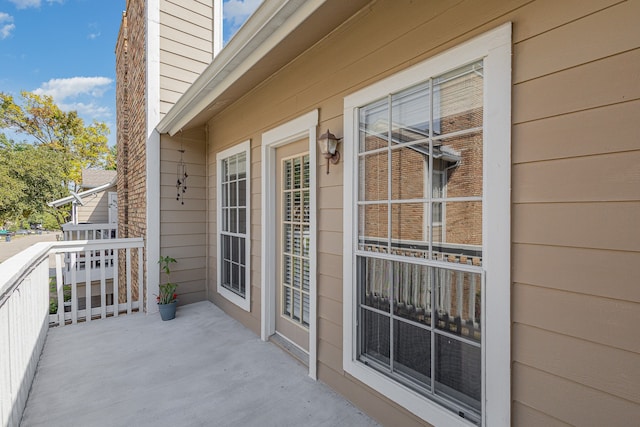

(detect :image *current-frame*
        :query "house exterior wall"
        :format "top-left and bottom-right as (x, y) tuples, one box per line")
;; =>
(200, 0), (640, 426)
(160, 130), (207, 305)
(159, 0), (213, 117)
(116, 0), (147, 304)
(77, 187), (115, 224)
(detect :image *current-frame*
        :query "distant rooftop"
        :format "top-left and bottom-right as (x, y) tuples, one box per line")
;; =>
(81, 169), (117, 189)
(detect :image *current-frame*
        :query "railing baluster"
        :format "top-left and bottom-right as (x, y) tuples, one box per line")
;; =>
(113, 248), (119, 317)
(138, 247), (144, 312)
(100, 250), (106, 319)
(56, 253), (65, 327)
(85, 250), (92, 323)
(71, 252), (78, 324)
(126, 248), (132, 315)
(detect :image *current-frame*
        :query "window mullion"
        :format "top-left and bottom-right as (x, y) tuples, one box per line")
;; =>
(428, 77), (437, 396)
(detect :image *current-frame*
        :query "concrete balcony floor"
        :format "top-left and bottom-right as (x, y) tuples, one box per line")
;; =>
(21, 301), (378, 427)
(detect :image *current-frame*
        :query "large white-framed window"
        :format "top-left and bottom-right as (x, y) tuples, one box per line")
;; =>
(217, 140), (251, 311)
(343, 24), (511, 427)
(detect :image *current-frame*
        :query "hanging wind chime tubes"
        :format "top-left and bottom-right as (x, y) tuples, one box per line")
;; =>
(176, 147), (188, 205)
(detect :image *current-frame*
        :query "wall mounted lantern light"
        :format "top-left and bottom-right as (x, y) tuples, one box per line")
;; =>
(318, 129), (342, 174)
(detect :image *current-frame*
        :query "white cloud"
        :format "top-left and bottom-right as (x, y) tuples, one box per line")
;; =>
(224, 0), (262, 27)
(0, 13), (15, 39)
(7, 0), (40, 9)
(8, 0), (64, 9)
(34, 76), (112, 101)
(59, 102), (111, 118)
(87, 32), (100, 40)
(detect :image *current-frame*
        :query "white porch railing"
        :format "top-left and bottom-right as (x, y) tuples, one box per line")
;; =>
(0, 238), (144, 427)
(61, 222), (118, 241)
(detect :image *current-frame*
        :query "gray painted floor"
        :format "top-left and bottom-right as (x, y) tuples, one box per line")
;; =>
(21, 301), (379, 427)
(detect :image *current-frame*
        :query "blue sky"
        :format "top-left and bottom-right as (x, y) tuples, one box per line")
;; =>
(1, 0), (260, 147)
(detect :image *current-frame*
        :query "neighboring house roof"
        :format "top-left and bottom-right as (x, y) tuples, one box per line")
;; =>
(81, 169), (117, 189)
(47, 179), (117, 208)
(157, 0), (370, 136)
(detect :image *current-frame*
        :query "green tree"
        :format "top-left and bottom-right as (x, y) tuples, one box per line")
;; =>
(0, 91), (110, 191)
(0, 134), (69, 227)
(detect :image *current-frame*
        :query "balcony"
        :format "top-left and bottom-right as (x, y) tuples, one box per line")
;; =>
(1, 241), (377, 427)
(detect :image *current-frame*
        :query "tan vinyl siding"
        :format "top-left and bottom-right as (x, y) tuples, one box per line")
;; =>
(197, 0), (640, 425)
(160, 130), (207, 306)
(77, 189), (112, 224)
(159, 0), (212, 118)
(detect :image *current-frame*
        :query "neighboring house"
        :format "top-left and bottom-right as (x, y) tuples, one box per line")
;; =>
(116, 1), (639, 427)
(48, 169), (118, 226)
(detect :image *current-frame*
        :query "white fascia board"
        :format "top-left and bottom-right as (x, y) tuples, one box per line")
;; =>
(156, 0), (326, 136)
(48, 180), (117, 207)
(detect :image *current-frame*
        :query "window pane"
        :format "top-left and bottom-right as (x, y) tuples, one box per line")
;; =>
(360, 308), (390, 364)
(238, 208), (246, 234)
(302, 259), (310, 292)
(284, 224), (291, 254)
(230, 181), (237, 207)
(391, 82), (430, 142)
(302, 225), (310, 257)
(238, 237), (247, 265)
(391, 145), (427, 201)
(283, 286), (292, 316)
(230, 208), (237, 233)
(435, 269), (481, 342)
(394, 320), (431, 383)
(435, 334), (481, 411)
(231, 263), (239, 292)
(303, 154), (310, 188)
(293, 225), (302, 256)
(237, 151), (247, 179)
(284, 159), (292, 190)
(358, 204), (388, 252)
(302, 293), (310, 326)
(283, 255), (291, 285)
(391, 203), (428, 250)
(238, 179), (247, 206)
(436, 131), (483, 198)
(359, 151), (388, 201)
(293, 156), (302, 189)
(239, 266), (246, 295)
(433, 62), (483, 136)
(293, 290), (301, 321)
(359, 256), (391, 311)
(432, 201), (482, 265)
(223, 235), (230, 261)
(292, 257), (300, 289)
(359, 98), (389, 153)
(393, 262), (432, 326)
(303, 190), (310, 223)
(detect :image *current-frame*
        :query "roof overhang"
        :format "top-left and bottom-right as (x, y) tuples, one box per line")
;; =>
(48, 179), (117, 208)
(156, 0), (371, 136)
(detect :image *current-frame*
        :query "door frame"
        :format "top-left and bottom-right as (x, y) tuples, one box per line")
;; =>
(261, 109), (318, 379)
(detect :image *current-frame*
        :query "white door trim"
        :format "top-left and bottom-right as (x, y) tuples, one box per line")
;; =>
(261, 109), (318, 379)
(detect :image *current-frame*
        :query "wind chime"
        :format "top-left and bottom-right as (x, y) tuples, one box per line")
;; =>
(176, 145), (188, 205)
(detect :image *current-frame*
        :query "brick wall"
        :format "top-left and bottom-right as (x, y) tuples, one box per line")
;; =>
(116, 0), (147, 304)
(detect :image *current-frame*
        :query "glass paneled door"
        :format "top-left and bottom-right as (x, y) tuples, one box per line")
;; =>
(275, 139), (310, 352)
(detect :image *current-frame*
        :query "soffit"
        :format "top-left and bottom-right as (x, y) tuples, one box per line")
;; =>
(157, 0), (371, 135)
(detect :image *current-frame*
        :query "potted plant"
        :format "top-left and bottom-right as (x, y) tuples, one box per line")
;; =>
(157, 255), (178, 321)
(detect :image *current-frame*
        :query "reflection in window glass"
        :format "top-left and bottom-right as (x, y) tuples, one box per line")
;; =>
(356, 61), (484, 423)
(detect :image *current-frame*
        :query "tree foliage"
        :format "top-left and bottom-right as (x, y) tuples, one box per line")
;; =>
(0, 134), (69, 225)
(0, 91), (111, 191)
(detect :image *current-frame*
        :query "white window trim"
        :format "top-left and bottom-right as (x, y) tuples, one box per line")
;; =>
(342, 23), (511, 427)
(216, 140), (251, 312)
